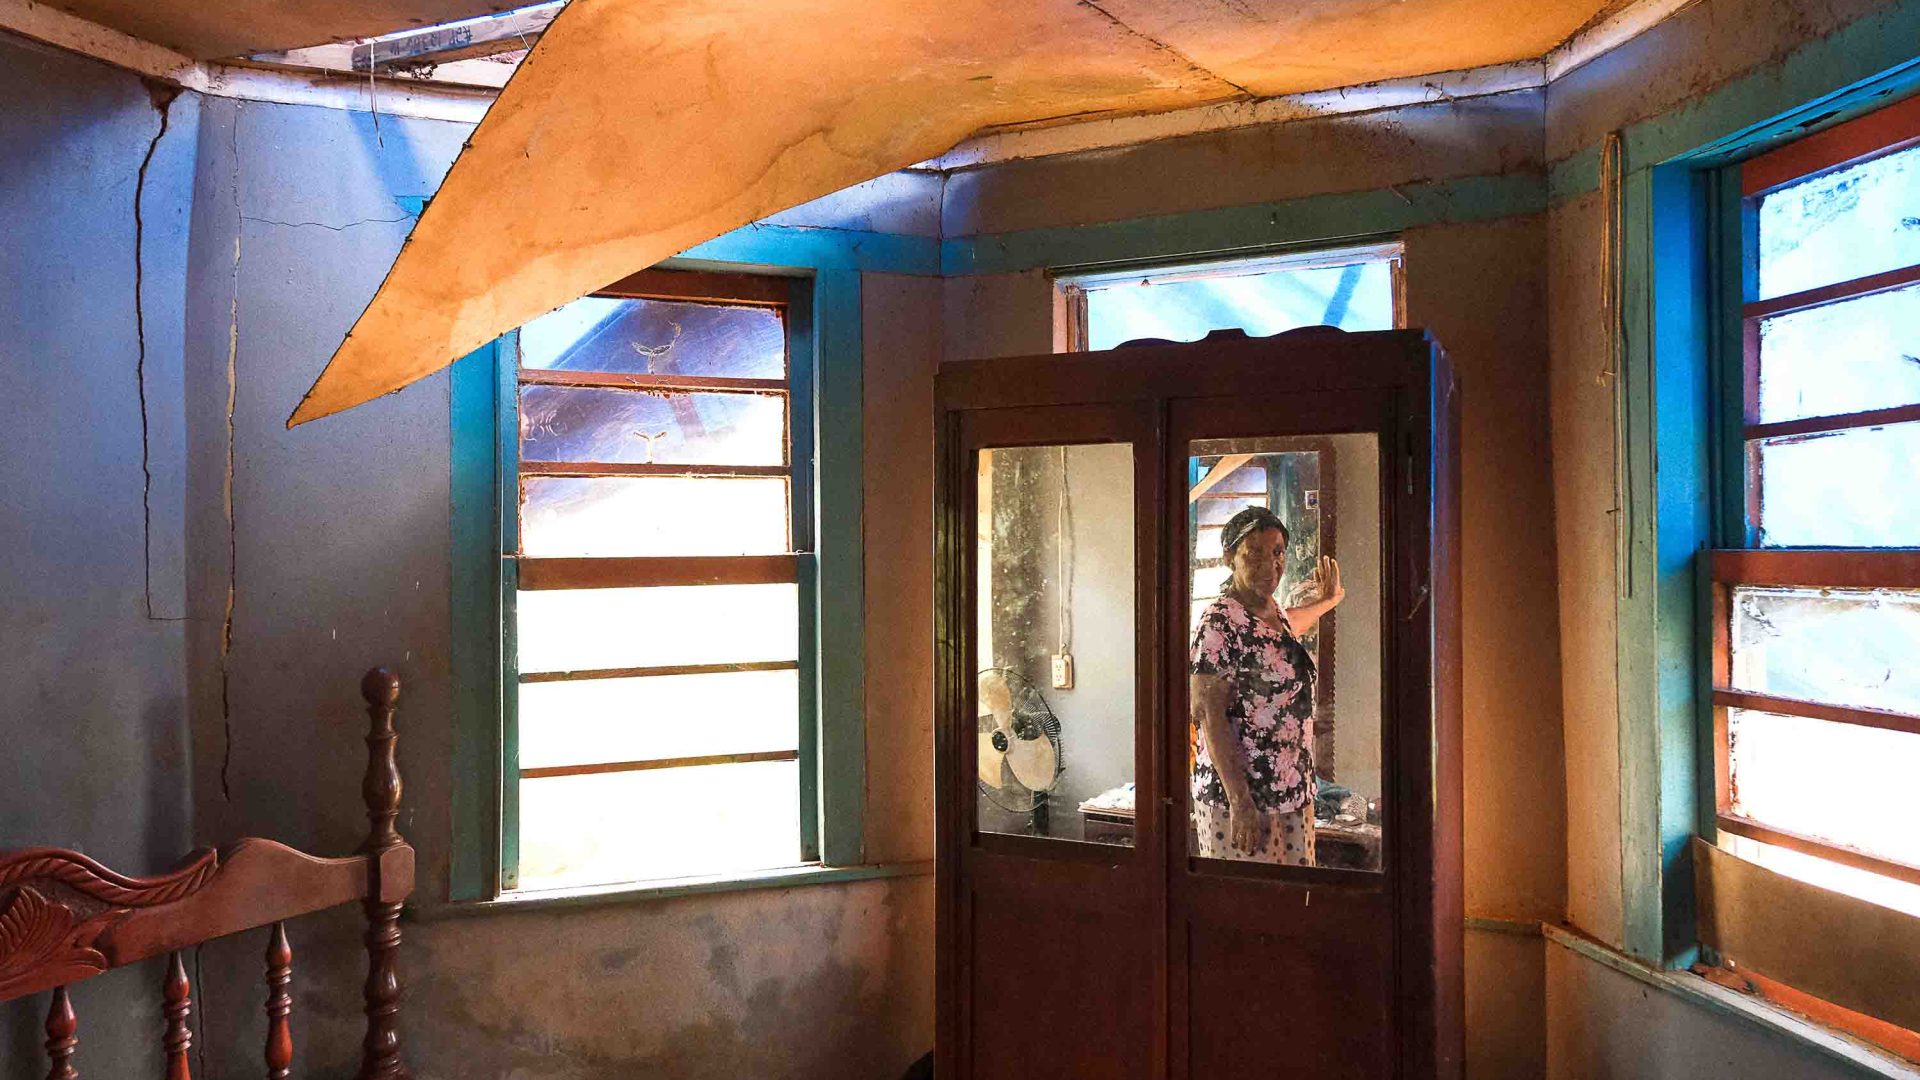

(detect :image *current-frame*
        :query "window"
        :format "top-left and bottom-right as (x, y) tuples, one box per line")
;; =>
(1709, 95), (1920, 914)
(501, 269), (816, 892)
(1057, 242), (1403, 351)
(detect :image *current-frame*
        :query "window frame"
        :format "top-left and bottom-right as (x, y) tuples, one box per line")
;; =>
(451, 265), (868, 903)
(1706, 95), (1920, 891)
(1053, 241), (1407, 352)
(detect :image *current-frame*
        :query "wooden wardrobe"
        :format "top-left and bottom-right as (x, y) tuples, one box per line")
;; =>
(934, 328), (1462, 1080)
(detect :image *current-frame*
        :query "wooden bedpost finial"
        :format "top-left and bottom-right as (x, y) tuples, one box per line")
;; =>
(357, 667), (409, 1080)
(361, 668), (401, 711)
(44, 986), (77, 1080)
(163, 953), (192, 1080)
(360, 668), (403, 853)
(265, 923), (293, 1080)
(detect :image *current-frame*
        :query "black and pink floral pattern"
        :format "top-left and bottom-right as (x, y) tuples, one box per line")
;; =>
(1190, 594), (1317, 813)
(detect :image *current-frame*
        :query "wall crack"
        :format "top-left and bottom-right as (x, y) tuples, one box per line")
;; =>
(135, 79), (181, 622)
(239, 214), (412, 231)
(1074, 0), (1253, 97)
(220, 104), (244, 804)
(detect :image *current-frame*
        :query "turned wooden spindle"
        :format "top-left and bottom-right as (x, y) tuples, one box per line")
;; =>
(264, 923), (293, 1080)
(357, 668), (408, 1080)
(163, 953), (193, 1080)
(44, 986), (77, 1080)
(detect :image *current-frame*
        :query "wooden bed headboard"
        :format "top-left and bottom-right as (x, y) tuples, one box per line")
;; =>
(0, 668), (414, 1080)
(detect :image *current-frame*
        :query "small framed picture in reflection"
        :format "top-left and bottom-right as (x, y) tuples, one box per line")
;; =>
(1303, 489), (1320, 510)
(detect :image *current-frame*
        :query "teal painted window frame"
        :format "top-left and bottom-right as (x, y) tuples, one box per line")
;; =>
(1603, 29), (1920, 966)
(451, 264), (866, 902)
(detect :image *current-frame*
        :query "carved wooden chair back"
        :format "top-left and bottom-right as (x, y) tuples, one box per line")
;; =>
(0, 668), (413, 1080)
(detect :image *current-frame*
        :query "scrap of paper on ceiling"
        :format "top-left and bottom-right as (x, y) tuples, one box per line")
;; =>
(286, 0), (1617, 426)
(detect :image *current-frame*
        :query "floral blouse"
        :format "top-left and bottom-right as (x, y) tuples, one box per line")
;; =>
(1190, 594), (1318, 813)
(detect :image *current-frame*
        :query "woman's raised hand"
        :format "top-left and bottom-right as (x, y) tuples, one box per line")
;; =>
(1317, 555), (1345, 604)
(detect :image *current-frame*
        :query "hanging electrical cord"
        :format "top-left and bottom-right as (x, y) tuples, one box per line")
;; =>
(1054, 446), (1075, 688)
(1600, 129), (1631, 599)
(1057, 445), (1073, 656)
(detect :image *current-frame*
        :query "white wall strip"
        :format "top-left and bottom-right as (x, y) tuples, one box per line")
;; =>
(1542, 925), (1920, 1080)
(926, 0), (1707, 169)
(198, 65), (493, 124)
(1546, 0), (1709, 82)
(926, 61), (1547, 170)
(0, 0), (492, 124)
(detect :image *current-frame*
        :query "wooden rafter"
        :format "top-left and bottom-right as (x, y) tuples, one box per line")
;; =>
(1188, 453), (1254, 502)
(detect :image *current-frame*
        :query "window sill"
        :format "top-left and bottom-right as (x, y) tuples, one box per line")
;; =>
(426, 860), (932, 918)
(1542, 924), (1920, 1079)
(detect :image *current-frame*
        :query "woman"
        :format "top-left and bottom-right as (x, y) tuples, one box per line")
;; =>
(1190, 506), (1345, 864)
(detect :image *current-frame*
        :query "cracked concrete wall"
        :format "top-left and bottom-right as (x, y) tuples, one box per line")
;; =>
(1544, 938), (1877, 1079)
(942, 88), (1564, 1080)
(170, 92), (932, 1080)
(1545, 0), (1918, 962)
(0, 30), (201, 1080)
(1541, 1), (1915, 1076)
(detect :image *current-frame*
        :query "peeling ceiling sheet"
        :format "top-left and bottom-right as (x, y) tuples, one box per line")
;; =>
(288, 0), (1616, 425)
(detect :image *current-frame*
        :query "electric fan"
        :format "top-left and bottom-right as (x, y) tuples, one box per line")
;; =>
(976, 667), (1064, 814)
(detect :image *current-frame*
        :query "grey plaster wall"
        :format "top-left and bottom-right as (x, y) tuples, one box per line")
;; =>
(940, 89), (1548, 239)
(979, 442), (1136, 836)
(1542, 0), (1919, 956)
(0, 53), (934, 1074)
(1537, 0), (1920, 1074)
(1049, 444), (1138, 821)
(169, 92), (932, 1080)
(1544, 939), (1885, 1079)
(1326, 432), (1382, 803)
(0, 32), (200, 1080)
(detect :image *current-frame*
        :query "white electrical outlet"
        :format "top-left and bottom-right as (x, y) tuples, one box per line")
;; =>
(1051, 653), (1075, 689)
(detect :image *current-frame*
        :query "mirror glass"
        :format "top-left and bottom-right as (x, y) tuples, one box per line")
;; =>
(1185, 434), (1384, 871)
(975, 443), (1136, 845)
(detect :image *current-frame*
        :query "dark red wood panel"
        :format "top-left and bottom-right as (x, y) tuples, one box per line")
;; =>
(967, 887), (1152, 1080)
(1186, 916), (1391, 1079)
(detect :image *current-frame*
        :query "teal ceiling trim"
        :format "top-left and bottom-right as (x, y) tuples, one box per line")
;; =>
(1548, 0), (1920, 200)
(1548, 144), (1602, 205)
(680, 222), (940, 276)
(941, 172), (1545, 277)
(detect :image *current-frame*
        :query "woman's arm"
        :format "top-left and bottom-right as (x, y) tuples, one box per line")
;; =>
(1284, 555), (1346, 634)
(1192, 672), (1259, 850)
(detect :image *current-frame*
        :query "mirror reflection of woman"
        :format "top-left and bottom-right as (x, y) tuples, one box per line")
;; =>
(1190, 507), (1345, 864)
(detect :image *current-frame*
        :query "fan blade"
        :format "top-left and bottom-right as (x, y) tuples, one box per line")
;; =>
(977, 731), (1008, 787)
(1006, 733), (1059, 791)
(979, 672), (1014, 732)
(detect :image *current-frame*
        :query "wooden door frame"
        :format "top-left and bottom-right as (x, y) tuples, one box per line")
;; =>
(934, 328), (1462, 1079)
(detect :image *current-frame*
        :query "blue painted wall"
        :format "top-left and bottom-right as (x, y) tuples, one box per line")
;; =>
(0, 33), (199, 1080)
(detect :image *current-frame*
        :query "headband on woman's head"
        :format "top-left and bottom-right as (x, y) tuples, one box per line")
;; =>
(1220, 506), (1290, 556)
